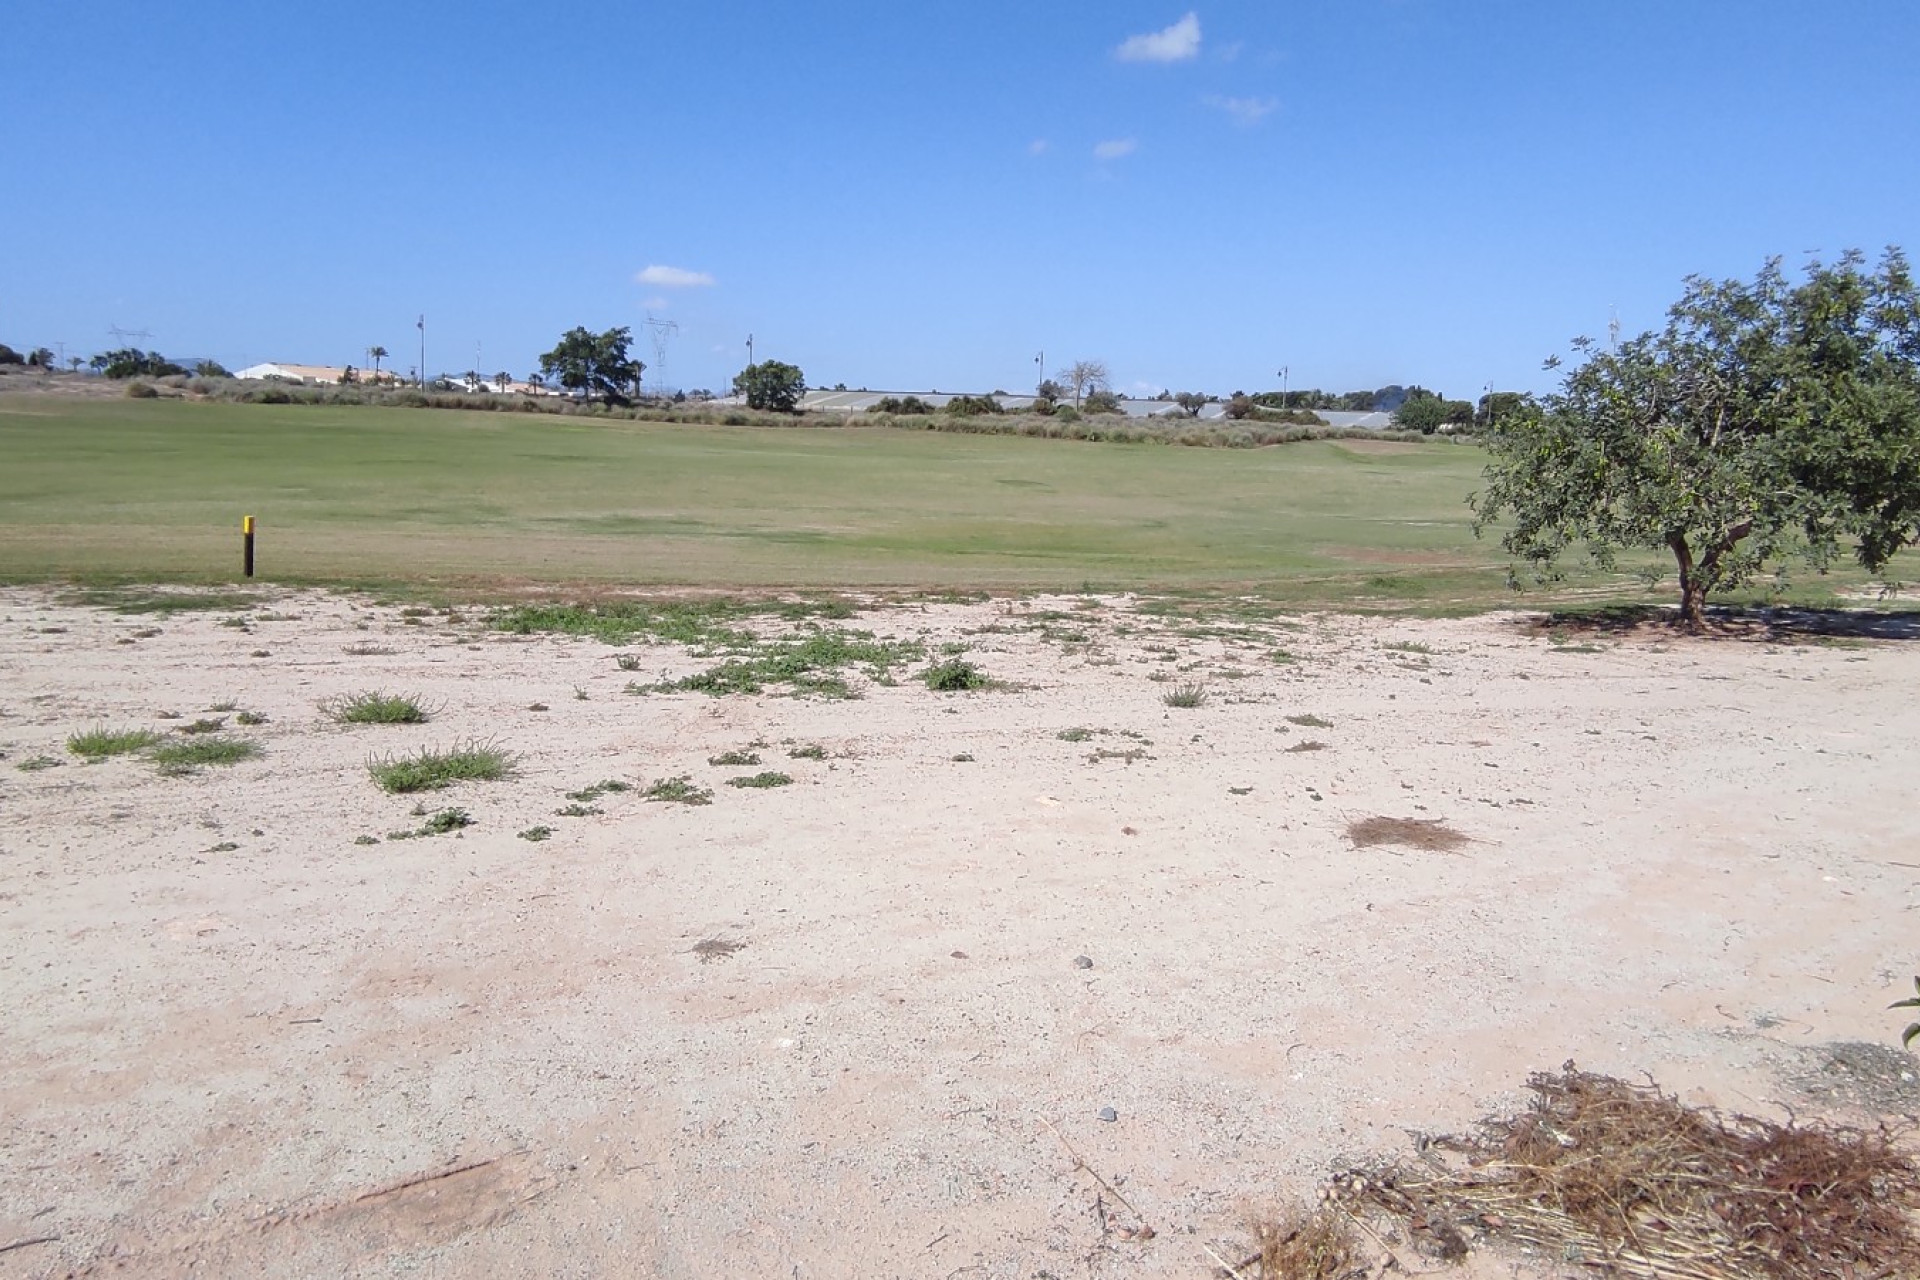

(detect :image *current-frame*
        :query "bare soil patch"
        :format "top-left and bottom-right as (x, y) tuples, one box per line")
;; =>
(3, 588), (1918, 1278)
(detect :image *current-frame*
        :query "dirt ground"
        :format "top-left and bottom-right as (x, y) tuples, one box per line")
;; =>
(2, 586), (1917, 1278)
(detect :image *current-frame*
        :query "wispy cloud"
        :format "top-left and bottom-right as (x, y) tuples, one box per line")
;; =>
(635, 264), (715, 288)
(1093, 138), (1138, 160)
(1116, 12), (1201, 63)
(1204, 94), (1278, 125)
(1028, 138), (1049, 156)
(641, 296), (670, 311)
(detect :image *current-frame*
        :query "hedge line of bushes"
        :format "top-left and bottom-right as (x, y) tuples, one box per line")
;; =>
(156, 377), (1455, 448)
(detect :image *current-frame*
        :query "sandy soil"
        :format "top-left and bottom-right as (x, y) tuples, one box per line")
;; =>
(2, 587), (1917, 1278)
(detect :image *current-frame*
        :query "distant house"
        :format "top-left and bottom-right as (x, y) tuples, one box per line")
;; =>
(235, 362), (353, 385)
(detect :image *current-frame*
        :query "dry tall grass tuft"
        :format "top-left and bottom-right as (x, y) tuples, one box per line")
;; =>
(1235, 1205), (1363, 1278)
(1345, 815), (1468, 853)
(1345, 1065), (1920, 1279)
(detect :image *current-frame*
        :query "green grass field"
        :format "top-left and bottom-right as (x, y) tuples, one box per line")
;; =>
(0, 394), (1870, 609)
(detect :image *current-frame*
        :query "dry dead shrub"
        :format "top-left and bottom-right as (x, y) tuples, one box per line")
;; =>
(1238, 1204), (1364, 1279)
(1345, 815), (1468, 854)
(1346, 1064), (1920, 1279)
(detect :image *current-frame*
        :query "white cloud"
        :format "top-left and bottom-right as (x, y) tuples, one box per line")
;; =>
(1215, 39), (1244, 63)
(635, 264), (715, 288)
(1028, 138), (1049, 155)
(1204, 94), (1278, 125)
(1093, 138), (1137, 160)
(1116, 12), (1201, 63)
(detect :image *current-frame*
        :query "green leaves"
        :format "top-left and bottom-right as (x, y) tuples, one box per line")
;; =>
(538, 325), (643, 405)
(1475, 250), (1920, 625)
(1892, 976), (1920, 1050)
(732, 360), (806, 412)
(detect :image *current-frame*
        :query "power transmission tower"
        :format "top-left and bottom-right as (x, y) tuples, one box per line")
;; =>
(107, 324), (153, 347)
(645, 314), (679, 396)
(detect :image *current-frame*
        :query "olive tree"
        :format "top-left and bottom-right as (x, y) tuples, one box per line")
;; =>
(1473, 251), (1920, 629)
(732, 360), (806, 412)
(539, 326), (643, 405)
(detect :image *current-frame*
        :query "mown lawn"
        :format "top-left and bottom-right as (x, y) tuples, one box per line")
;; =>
(0, 394), (1714, 606)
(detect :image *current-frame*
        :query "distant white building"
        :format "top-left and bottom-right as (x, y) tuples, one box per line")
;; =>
(233, 362), (408, 385)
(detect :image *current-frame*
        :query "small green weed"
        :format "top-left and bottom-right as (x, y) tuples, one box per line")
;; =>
(329, 691), (429, 724)
(1057, 727), (1095, 742)
(148, 737), (263, 772)
(236, 710), (269, 726)
(353, 834), (380, 845)
(17, 754), (63, 772)
(1286, 740), (1329, 753)
(727, 771), (793, 789)
(206, 701), (238, 712)
(923, 657), (989, 691)
(181, 717), (226, 735)
(386, 807), (473, 839)
(1286, 714), (1334, 729)
(1162, 683), (1210, 708)
(787, 743), (828, 759)
(206, 841), (240, 853)
(1891, 977), (1920, 1049)
(565, 779), (632, 802)
(644, 775), (713, 805)
(342, 641), (395, 656)
(614, 653), (644, 671)
(555, 802), (601, 817)
(1380, 640), (1434, 655)
(68, 726), (162, 759)
(368, 741), (516, 793)
(518, 825), (554, 842)
(708, 749), (762, 766)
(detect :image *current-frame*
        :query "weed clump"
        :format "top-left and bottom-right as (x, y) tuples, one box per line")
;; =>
(727, 771), (793, 789)
(518, 825), (554, 842)
(1236, 1204), (1360, 1280)
(1286, 713), (1334, 728)
(148, 737), (263, 774)
(387, 807), (473, 839)
(565, 779), (631, 802)
(923, 657), (989, 691)
(786, 743), (828, 759)
(1346, 815), (1468, 854)
(708, 749), (762, 767)
(68, 726), (162, 759)
(368, 741), (516, 793)
(327, 691), (429, 724)
(1162, 682), (1210, 708)
(643, 775), (713, 805)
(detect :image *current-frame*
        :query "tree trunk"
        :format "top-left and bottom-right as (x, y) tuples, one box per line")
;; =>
(1667, 533), (1708, 631)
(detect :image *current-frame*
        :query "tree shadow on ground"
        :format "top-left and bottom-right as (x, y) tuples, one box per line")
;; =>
(1520, 603), (1920, 643)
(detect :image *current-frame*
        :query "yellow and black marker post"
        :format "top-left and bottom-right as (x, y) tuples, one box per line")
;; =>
(242, 515), (256, 578)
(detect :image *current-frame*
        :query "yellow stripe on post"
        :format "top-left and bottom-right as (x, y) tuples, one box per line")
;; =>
(242, 514), (256, 578)
(243, 515), (255, 535)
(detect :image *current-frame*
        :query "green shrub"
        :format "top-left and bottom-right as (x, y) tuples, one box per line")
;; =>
(148, 736), (263, 771)
(368, 741), (516, 792)
(68, 726), (162, 758)
(922, 657), (989, 691)
(727, 771), (793, 789)
(1162, 682), (1210, 708)
(327, 691), (429, 724)
(125, 381), (158, 399)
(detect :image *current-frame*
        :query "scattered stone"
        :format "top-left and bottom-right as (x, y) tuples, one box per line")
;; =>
(1098, 1107), (1118, 1122)
(951, 950), (968, 959)
(1073, 955), (1094, 970)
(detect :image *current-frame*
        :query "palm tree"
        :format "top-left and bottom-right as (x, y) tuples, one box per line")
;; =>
(495, 370), (510, 392)
(369, 345), (388, 382)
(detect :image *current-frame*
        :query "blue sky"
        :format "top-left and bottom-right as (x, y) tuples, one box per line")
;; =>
(4, 1), (1916, 401)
